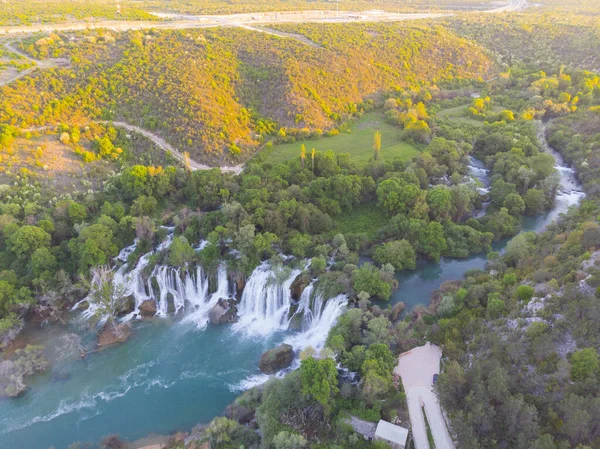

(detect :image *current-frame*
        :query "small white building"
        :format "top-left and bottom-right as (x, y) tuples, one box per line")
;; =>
(374, 419), (409, 449)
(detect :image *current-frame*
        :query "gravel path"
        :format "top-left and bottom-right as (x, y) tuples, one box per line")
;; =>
(97, 121), (245, 175)
(395, 343), (455, 449)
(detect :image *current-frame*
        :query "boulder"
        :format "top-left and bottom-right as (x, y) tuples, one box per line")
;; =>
(139, 300), (157, 316)
(259, 344), (294, 374)
(290, 273), (311, 300)
(118, 295), (135, 316)
(208, 298), (238, 325)
(97, 323), (132, 350)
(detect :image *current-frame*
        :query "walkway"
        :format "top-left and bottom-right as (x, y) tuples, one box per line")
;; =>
(395, 343), (455, 449)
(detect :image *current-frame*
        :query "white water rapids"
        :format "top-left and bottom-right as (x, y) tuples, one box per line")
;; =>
(77, 235), (346, 354)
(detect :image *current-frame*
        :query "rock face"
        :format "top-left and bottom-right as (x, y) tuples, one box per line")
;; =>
(290, 273), (311, 300)
(259, 344), (294, 374)
(208, 298), (238, 325)
(139, 300), (157, 316)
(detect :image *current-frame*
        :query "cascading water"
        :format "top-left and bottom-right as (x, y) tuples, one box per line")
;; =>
(468, 156), (491, 218)
(286, 291), (347, 351)
(180, 264), (230, 329)
(233, 263), (302, 337)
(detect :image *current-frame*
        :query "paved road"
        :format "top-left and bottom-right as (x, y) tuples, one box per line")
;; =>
(0, 1), (528, 36)
(396, 343), (455, 449)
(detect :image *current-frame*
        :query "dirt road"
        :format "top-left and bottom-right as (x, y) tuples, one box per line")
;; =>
(0, 41), (70, 87)
(97, 121), (244, 175)
(396, 343), (455, 449)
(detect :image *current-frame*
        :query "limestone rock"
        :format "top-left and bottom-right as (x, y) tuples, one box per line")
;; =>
(208, 298), (238, 325)
(259, 344), (294, 374)
(290, 273), (311, 300)
(225, 403), (254, 424)
(139, 300), (157, 316)
(97, 323), (132, 350)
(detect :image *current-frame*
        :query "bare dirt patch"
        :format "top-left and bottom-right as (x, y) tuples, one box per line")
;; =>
(0, 133), (115, 192)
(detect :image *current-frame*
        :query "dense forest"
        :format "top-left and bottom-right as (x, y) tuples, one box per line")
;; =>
(433, 109), (600, 449)
(0, 2), (599, 449)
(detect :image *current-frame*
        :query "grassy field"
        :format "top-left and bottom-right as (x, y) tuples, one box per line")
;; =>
(268, 112), (420, 167)
(331, 203), (388, 240)
(435, 104), (485, 127)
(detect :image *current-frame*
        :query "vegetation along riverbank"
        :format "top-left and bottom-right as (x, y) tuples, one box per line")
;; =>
(0, 0), (599, 448)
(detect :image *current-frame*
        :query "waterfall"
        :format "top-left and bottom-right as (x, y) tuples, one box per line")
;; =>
(78, 233), (347, 350)
(286, 292), (347, 351)
(233, 263), (302, 337)
(294, 282), (315, 329)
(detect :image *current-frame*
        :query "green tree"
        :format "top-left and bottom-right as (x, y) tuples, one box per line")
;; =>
(487, 294), (505, 319)
(70, 224), (118, 272)
(68, 202), (87, 224)
(571, 348), (599, 382)
(273, 431), (307, 449)
(9, 226), (51, 260)
(169, 236), (195, 268)
(523, 189), (547, 215)
(517, 285), (535, 302)
(300, 357), (339, 408)
(503, 193), (526, 216)
(373, 240), (416, 271)
(427, 185), (454, 222)
(418, 222), (447, 262)
(374, 130), (381, 160)
(351, 263), (392, 301)
(377, 178), (420, 216)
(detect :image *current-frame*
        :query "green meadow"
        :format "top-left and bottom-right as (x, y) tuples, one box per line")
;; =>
(268, 112), (420, 166)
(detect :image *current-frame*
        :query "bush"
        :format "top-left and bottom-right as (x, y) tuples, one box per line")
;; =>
(516, 285), (535, 302)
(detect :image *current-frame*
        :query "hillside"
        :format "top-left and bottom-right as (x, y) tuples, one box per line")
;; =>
(0, 24), (492, 164)
(431, 109), (600, 449)
(447, 12), (600, 71)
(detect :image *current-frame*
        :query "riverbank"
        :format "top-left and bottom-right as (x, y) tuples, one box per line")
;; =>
(0, 118), (583, 448)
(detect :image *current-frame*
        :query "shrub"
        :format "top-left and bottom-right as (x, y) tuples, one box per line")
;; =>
(516, 285), (535, 302)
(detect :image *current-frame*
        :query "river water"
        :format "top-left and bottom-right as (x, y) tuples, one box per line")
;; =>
(0, 125), (585, 449)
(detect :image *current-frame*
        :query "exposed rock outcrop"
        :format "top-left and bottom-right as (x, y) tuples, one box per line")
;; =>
(139, 300), (157, 316)
(208, 298), (238, 325)
(259, 344), (294, 374)
(225, 403), (255, 424)
(290, 273), (311, 300)
(97, 323), (132, 349)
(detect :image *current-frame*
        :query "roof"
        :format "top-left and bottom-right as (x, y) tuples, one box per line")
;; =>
(375, 420), (409, 445)
(346, 416), (377, 439)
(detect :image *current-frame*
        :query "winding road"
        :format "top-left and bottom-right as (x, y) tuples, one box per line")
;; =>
(0, 41), (69, 87)
(97, 121), (244, 175)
